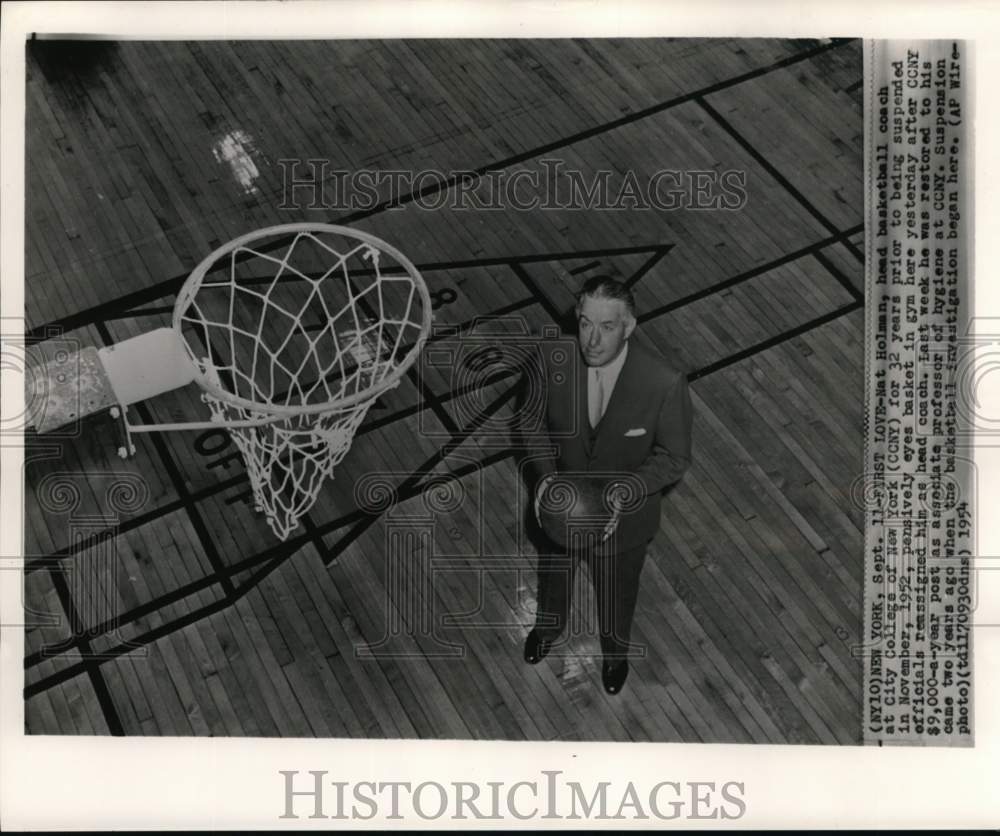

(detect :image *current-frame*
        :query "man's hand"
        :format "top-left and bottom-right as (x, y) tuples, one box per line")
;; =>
(534, 474), (555, 523)
(601, 482), (629, 543)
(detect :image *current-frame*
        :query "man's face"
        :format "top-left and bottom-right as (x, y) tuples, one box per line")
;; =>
(577, 294), (636, 367)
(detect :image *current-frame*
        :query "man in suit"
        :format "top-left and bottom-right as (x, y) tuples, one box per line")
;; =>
(523, 276), (693, 694)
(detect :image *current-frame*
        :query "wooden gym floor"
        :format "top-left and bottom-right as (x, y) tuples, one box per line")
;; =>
(22, 38), (865, 742)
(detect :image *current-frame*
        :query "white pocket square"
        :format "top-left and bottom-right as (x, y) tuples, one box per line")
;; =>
(624, 428), (647, 437)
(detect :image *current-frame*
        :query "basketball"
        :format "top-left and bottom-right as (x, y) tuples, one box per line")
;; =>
(536, 473), (615, 548)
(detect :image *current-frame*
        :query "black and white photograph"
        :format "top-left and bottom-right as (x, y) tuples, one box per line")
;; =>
(0, 1), (994, 830)
(18, 32), (871, 744)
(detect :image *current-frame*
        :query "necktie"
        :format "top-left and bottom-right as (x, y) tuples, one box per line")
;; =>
(589, 367), (605, 428)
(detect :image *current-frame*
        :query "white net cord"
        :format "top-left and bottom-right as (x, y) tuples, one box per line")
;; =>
(202, 383), (399, 540)
(173, 225), (430, 541)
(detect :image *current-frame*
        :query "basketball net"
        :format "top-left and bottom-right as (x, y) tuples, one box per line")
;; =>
(174, 224), (431, 540)
(201, 396), (377, 540)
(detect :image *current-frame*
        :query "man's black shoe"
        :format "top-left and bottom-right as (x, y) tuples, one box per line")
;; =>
(523, 629), (553, 665)
(602, 659), (629, 694)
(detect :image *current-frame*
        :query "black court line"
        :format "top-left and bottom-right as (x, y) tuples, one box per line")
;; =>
(23, 353), (521, 577)
(330, 39), (857, 227)
(318, 379), (528, 568)
(23, 226), (861, 577)
(95, 326), (236, 601)
(637, 223), (862, 323)
(27, 244), (674, 343)
(23, 40), (866, 706)
(509, 217), (866, 388)
(318, 447), (519, 568)
(28, 37), (841, 307)
(335, 262), (464, 434)
(388, 243), (674, 360)
(509, 262), (566, 326)
(812, 249), (863, 302)
(689, 299), (864, 382)
(25, 38), (853, 345)
(23, 212), (863, 682)
(25, 550), (299, 700)
(42, 562), (125, 735)
(622, 249), (671, 292)
(24, 393), (525, 690)
(406, 367), (461, 435)
(34, 416), (521, 690)
(419, 295), (538, 346)
(23, 262), (863, 680)
(182, 306), (337, 568)
(25, 366), (529, 671)
(24, 283), (865, 684)
(569, 260), (602, 276)
(24, 547), (279, 672)
(23, 484), (235, 574)
(23, 367), (529, 578)
(102, 304), (175, 322)
(694, 95), (865, 266)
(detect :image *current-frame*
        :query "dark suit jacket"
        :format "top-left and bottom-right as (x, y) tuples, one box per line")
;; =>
(529, 339), (693, 554)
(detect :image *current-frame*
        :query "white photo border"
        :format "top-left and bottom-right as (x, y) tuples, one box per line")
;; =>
(2, 1), (999, 829)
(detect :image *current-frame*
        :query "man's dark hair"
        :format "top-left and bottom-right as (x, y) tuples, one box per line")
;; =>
(575, 276), (636, 320)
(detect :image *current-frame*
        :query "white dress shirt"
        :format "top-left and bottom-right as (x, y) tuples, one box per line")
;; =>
(587, 342), (629, 428)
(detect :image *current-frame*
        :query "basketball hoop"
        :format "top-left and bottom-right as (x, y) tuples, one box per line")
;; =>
(164, 223), (433, 539)
(28, 223), (431, 538)
(63, 223), (429, 540)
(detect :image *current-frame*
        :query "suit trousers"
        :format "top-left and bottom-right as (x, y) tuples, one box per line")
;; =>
(533, 541), (648, 660)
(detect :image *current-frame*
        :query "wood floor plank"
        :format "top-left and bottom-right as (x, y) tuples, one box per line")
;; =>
(24, 38), (866, 744)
